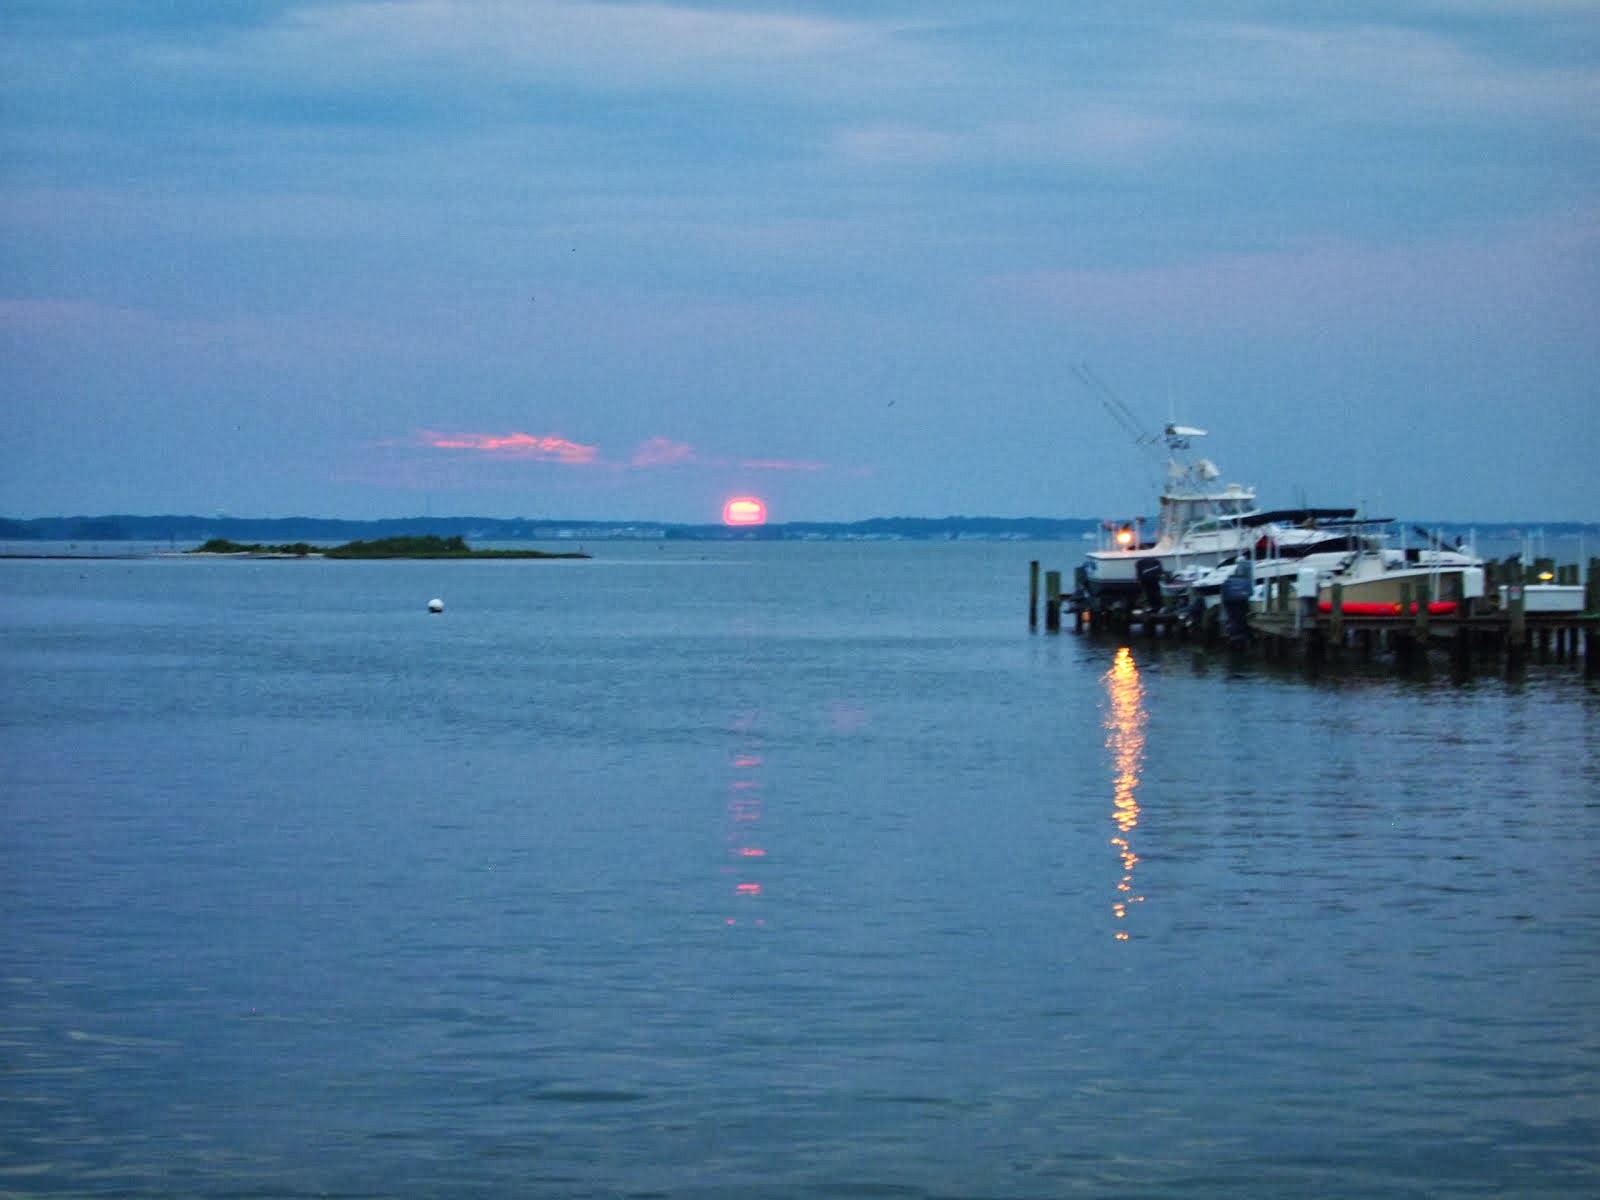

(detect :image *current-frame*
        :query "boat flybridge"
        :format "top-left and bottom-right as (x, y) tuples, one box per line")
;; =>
(1080, 423), (1339, 608)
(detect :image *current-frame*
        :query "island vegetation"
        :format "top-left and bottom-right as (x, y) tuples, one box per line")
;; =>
(191, 538), (317, 556)
(323, 535), (586, 559)
(189, 535), (588, 559)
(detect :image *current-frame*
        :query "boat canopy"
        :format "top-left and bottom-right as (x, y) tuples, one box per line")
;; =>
(1230, 507), (1359, 529)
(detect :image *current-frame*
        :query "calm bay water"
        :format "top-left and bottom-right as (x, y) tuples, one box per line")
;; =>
(2, 542), (1597, 1198)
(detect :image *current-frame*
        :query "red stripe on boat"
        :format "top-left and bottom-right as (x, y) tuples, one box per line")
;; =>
(1316, 601), (1458, 616)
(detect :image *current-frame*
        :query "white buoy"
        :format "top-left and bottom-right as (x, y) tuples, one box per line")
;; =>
(427, 597), (444, 613)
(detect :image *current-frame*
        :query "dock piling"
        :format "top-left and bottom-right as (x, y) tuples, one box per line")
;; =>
(1507, 583), (1527, 670)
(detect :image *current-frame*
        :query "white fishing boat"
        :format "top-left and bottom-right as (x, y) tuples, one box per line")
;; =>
(1194, 523), (1486, 640)
(1182, 517), (1380, 610)
(1079, 422), (1350, 608)
(1080, 424), (1254, 606)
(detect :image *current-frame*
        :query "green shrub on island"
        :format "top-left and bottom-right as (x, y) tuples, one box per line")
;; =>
(342, 535), (511, 557)
(324, 535), (584, 559)
(191, 538), (315, 556)
(323, 534), (472, 558)
(190, 534), (586, 559)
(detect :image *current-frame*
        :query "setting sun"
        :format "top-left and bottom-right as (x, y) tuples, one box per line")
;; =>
(722, 496), (768, 526)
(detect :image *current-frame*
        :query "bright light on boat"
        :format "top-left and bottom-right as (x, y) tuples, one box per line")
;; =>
(1115, 525), (1135, 548)
(723, 496), (767, 526)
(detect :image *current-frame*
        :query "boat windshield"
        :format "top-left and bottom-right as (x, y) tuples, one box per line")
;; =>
(1165, 495), (1254, 536)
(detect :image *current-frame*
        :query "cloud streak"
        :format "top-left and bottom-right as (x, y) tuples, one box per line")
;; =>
(416, 431), (835, 475)
(204, 0), (903, 100)
(422, 431), (599, 464)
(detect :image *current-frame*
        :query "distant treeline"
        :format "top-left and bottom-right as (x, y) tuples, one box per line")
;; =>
(3, 513), (1595, 544)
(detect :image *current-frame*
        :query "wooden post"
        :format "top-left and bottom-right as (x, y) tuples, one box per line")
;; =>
(1507, 582), (1526, 665)
(1587, 558), (1600, 615)
(1587, 627), (1598, 679)
(1045, 570), (1061, 633)
(1029, 560), (1040, 631)
(1329, 582), (1344, 647)
(1415, 580), (1431, 639)
(1393, 627), (1412, 671)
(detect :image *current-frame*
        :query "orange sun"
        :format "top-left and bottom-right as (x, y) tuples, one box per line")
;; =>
(722, 496), (768, 526)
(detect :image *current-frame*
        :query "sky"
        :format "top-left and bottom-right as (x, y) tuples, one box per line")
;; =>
(2, 1), (1597, 524)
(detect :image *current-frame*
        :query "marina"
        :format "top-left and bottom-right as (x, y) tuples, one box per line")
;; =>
(1035, 552), (1599, 677)
(1032, 411), (1597, 676)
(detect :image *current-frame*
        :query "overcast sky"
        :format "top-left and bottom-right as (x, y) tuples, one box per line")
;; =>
(3, 1), (1596, 524)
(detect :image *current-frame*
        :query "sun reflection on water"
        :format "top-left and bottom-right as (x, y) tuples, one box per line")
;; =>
(1103, 646), (1147, 940)
(725, 748), (766, 925)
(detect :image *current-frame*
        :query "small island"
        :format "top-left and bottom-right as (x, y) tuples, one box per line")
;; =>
(189, 535), (589, 560)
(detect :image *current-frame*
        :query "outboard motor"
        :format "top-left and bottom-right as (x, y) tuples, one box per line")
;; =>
(1219, 559), (1253, 645)
(1136, 557), (1164, 610)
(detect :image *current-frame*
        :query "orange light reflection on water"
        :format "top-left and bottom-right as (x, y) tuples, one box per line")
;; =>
(1103, 646), (1147, 940)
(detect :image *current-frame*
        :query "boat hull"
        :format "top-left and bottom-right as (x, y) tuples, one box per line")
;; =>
(1082, 531), (1258, 600)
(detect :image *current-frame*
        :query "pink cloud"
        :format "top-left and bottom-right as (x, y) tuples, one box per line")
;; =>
(420, 430), (599, 465)
(630, 437), (696, 467)
(408, 430), (837, 475)
(739, 458), (828, 472)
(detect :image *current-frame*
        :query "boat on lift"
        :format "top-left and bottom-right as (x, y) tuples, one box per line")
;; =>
(1182, 515), (1389, 610)
(1312, 528), (1485, 611)
(1189, 521), (1487, 614)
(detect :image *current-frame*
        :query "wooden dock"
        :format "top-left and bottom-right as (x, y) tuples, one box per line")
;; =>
(1248, 605), (1599, 677)
(1030, 557), (1600, 678)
